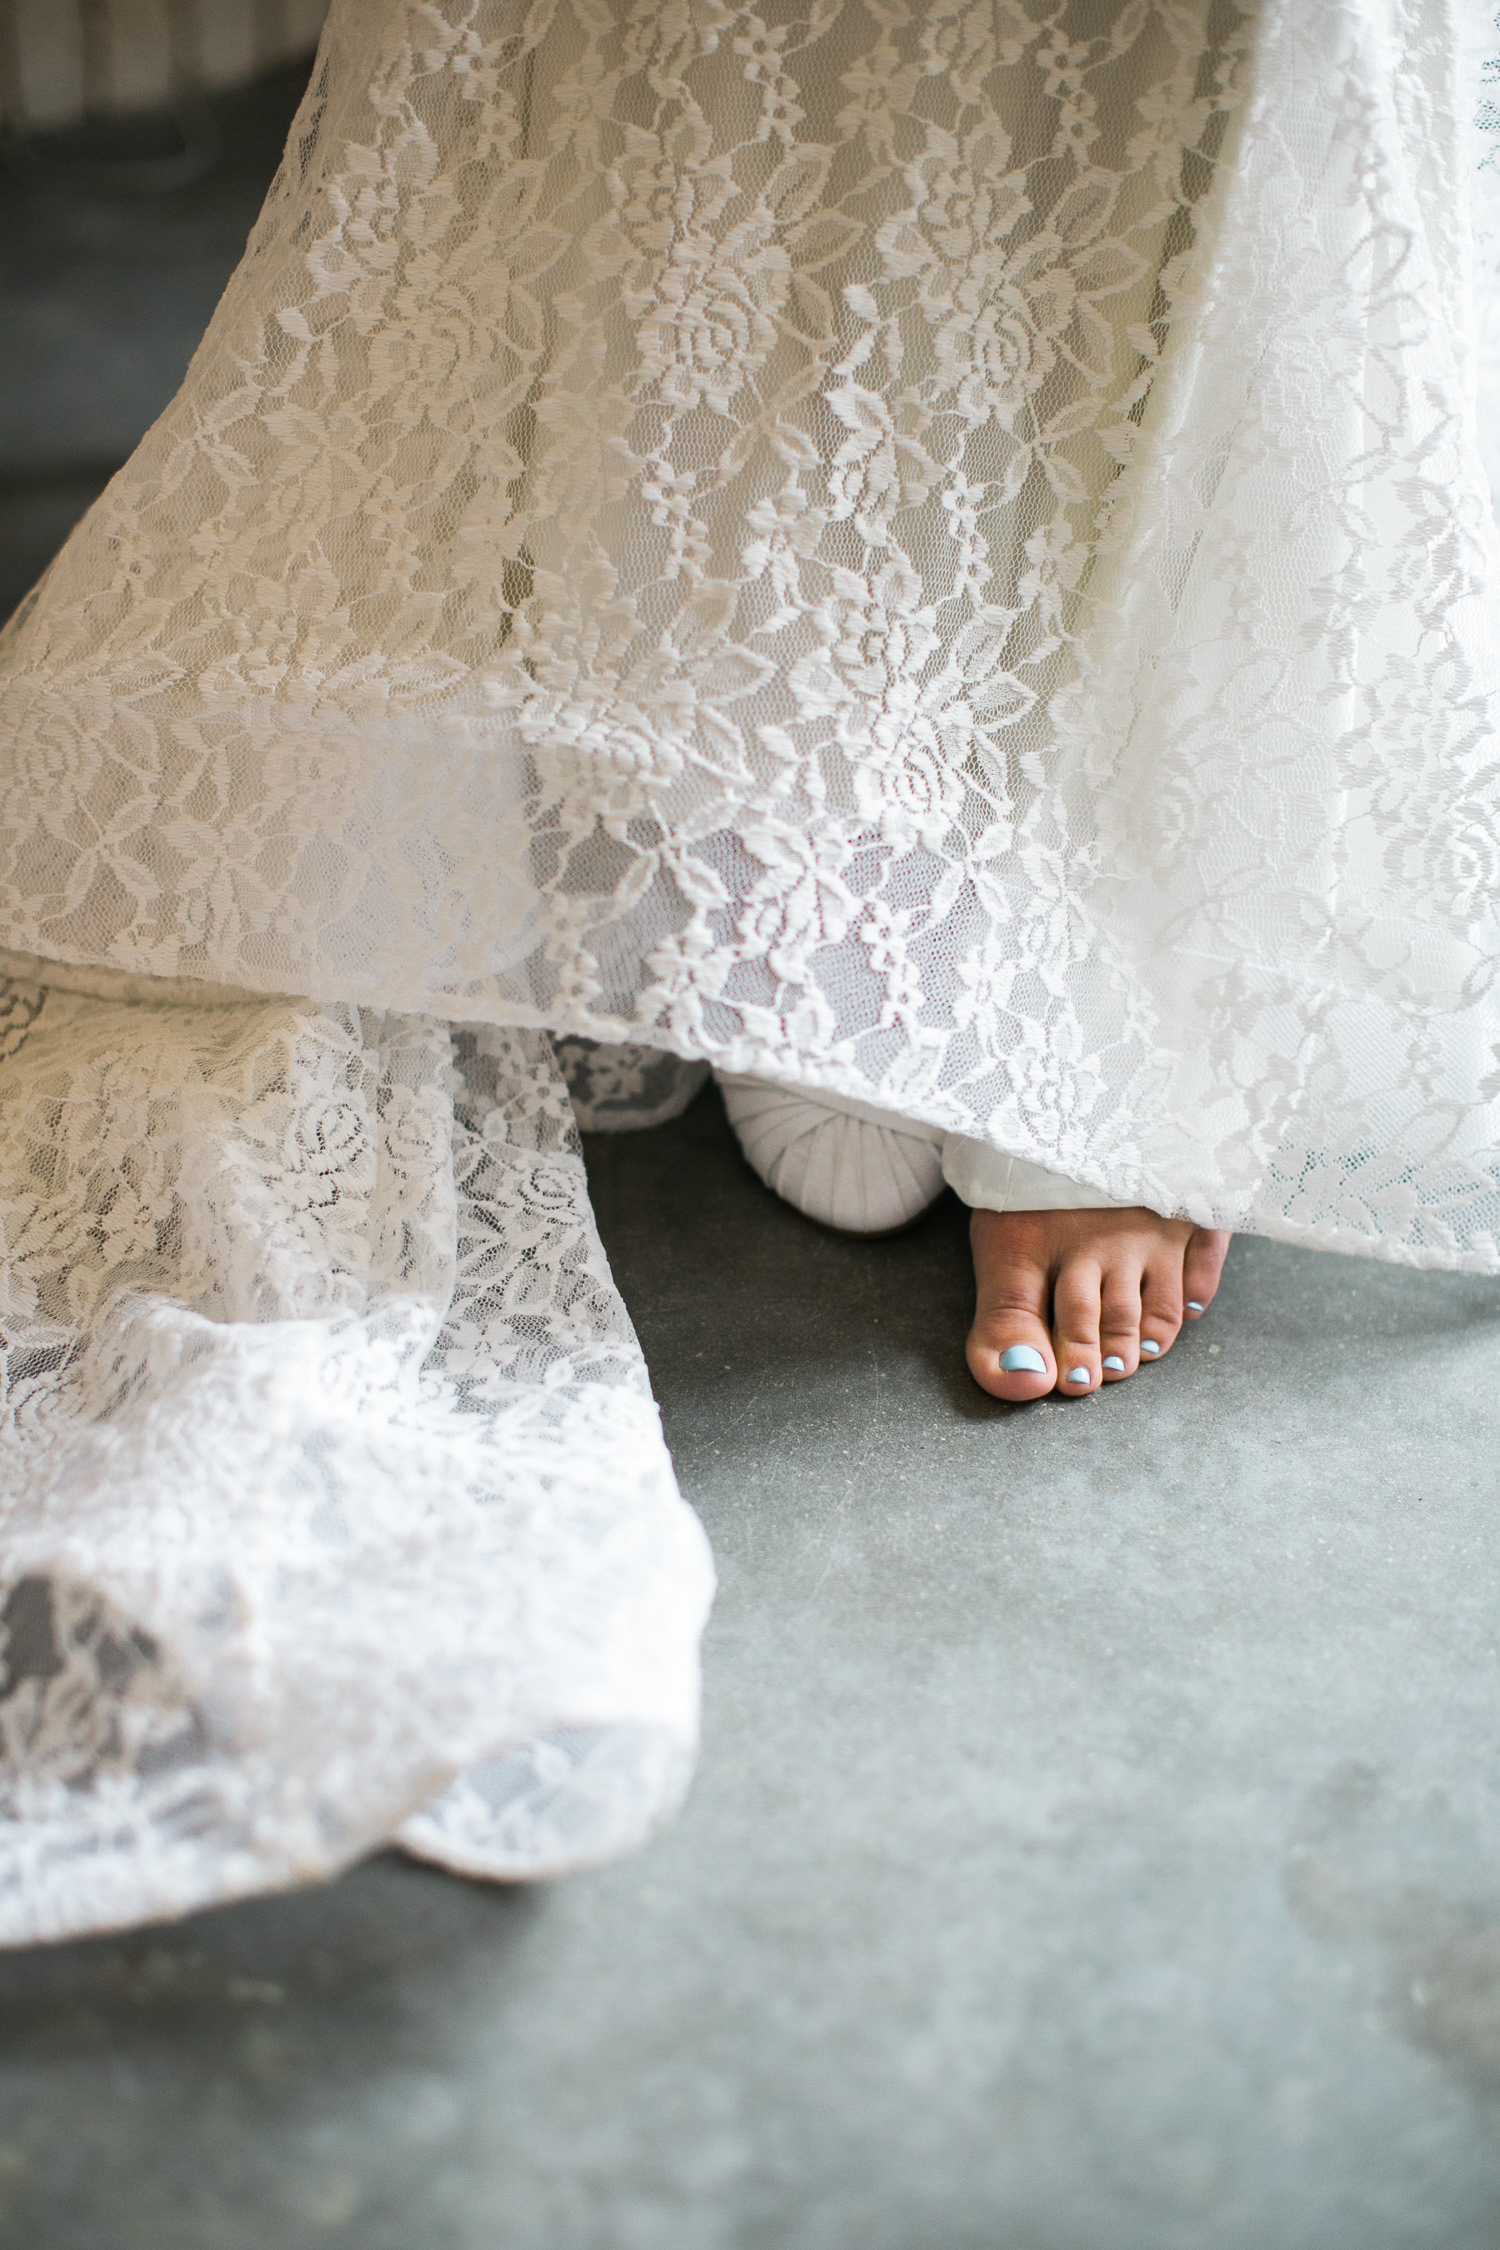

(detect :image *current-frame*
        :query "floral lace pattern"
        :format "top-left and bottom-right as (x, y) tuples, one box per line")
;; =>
(0, 976), (713, 1942)
(0, 0), (1496, 1939)
(5, 0), (1498, 1263)
(556, 1038), (711, 1132)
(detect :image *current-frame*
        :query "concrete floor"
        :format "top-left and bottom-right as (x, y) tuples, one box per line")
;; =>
(6, 64), (1500, 2250)
(0, 1088), (1496, 2247)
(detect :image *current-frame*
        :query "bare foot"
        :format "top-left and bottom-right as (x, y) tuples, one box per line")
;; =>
(966, 1208), (1231, 1402)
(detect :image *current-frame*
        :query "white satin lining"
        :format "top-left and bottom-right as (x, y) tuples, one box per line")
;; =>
(941, 1139), (1132, 1216)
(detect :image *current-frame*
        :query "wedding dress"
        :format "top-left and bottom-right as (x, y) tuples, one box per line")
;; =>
(0, 0), (1494, 1943)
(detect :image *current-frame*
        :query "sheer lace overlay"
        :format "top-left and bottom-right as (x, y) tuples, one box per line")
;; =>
(4, 0), (1497, 1257)
(0, 0), (1496, 1939)
(0, 975), (712, 1941)
(554, 1037), (711, 1131)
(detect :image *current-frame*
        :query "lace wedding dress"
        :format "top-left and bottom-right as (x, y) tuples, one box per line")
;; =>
(0, 0), (1495, 1942)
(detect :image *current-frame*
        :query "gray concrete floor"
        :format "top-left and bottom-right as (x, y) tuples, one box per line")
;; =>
(0, 1088), (1498, 2248)
(7, 68), (1500, 2249)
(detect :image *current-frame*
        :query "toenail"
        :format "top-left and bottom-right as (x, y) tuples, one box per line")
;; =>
(1140, 1338), (1160, 1355)
(1066, 1367), (1089, 1384)
(1186, 1300), (1205, 1313)
(1102, 1355), (1125, 1372)
(999, 1344), (1047, 1374)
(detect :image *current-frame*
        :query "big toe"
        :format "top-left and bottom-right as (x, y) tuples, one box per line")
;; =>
(967, 1214), (1057, 1401)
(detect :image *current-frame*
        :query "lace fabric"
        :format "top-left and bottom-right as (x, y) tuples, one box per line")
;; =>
(0, 0), (1496, 1939)
(554, 1037), (711, 1132)
(0, 978), (712, 1941)
(7, 0), (1497, 1258)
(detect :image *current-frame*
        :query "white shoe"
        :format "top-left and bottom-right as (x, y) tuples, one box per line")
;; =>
(716, 1074), (946, 1236)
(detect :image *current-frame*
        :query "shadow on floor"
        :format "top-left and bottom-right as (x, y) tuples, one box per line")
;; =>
(585, 1082), (1005, 1422)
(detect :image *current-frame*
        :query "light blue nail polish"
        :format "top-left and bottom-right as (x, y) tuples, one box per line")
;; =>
(999, 1344), (1047, 1374)
(1103, 1355), (1125, 1372)
(1140, 1338), (1160, 1355)
(1067, 1367), (1089, 1384)
(1186, 1300), (1205, 1313)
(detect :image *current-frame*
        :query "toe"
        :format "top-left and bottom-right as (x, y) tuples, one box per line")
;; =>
(1139, 1248), (1185, 1360)
(1182, 1228), (1231, 1318)
(967, 1212), (1058, 1400)
(1050, 1256), (1104, 1398)
(1098, 1259), (1146, 1378)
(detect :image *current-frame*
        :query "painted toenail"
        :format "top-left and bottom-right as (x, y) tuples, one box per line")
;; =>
(1186, 1300), (1205, 1313)
(999, 1344), (1047, 1374)
(1102, 1355), (1125, 1372)
(1140, 1338), (1160, 1355)
(1067, 1367), (1089, 1384)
